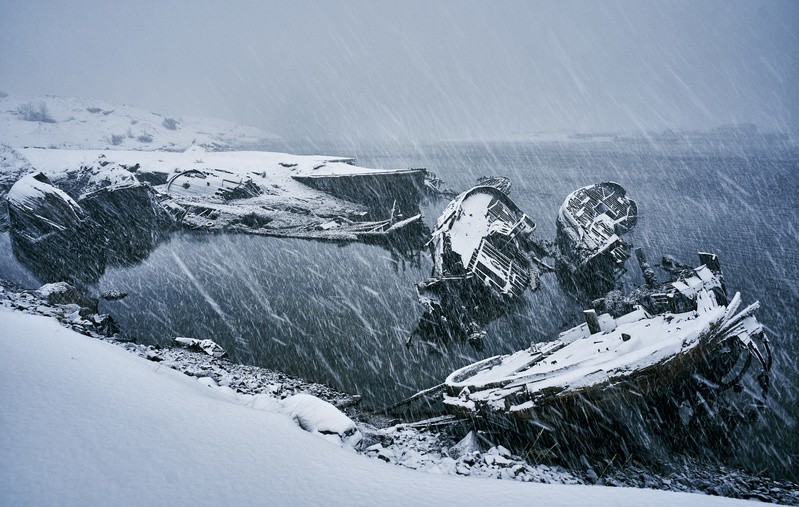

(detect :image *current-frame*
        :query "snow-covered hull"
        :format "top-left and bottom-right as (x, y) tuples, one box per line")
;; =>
(412, 185), (536, 345)
(443, 255), (772, 452)
(555, 182), (637, 296)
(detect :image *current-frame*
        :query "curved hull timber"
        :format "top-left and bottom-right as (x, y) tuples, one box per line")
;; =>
(443, 255), (772, 441)
(555, 182), (638, 296)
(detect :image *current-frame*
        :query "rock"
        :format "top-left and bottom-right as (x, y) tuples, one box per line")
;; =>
(36, 282), (98, 312)
(174, 337), (227, 358)
(101, 290), (128, 301)
(92, 313), (120, 337)
(280, 393), (362, 449)
(448, 430), (483, 459)
(145, 350), (163, 362)
(78, 182), (171, 266)
(8, 173), (105, 284)
(455, 463), (472, 476)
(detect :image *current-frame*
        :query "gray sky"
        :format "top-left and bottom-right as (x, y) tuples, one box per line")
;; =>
(1, 0), (797, 143)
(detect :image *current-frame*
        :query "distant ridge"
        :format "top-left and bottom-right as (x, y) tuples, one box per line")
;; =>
(0, 93), (280, 152)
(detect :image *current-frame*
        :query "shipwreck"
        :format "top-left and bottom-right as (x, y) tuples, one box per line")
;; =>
(7, 149), (433, 286)
(554, 182), (638, 297)
(441, 252), (772, 456)
(411, 181), (538, 347)
(411, 179), (637, 348)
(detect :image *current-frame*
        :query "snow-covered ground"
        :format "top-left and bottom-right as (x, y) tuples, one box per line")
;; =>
(0, 93), (279, 152)
(0, 307), (755, 506)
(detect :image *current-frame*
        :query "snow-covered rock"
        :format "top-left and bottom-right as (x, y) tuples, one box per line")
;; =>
(6, 173), (106, 283)
(174, 337), (228, 358)
(36, 282), (96, 311)
(280, 393), (363, 449)
(447, 430), (483, 459)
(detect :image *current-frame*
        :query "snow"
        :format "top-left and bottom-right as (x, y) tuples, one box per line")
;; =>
(279, 393), (362, 449)
(446, 192), (494, 266)
(0, 94), (279, 152)
(0, 307), (750, 506)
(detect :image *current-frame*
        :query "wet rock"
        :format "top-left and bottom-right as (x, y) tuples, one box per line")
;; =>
(7, 173), (105, 284)
(101, 290), (128, 301)
(79, 183), (173, 267)
(174, 337), (227, 358)
(36, 282), (98, 312)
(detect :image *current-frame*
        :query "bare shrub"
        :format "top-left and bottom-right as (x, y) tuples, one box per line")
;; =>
(86, 107), (102, 113)
(17, 101), (56, 123)
(162, 118), (179, 130)
(137, 134), (153, 143)
(110, 134), (124, 146)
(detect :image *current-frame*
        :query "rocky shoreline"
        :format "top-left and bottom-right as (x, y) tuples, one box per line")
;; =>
(1, 279), (796, 504)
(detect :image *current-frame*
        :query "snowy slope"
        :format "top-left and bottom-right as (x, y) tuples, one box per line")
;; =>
(0, 308), (750, 506)
(0, 93), (279, 151)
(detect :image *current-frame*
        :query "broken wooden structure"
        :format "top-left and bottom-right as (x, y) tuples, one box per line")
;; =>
(441, 252), (772, 458)
(554, 182), (638, 297)
(410, 183), (538, 348)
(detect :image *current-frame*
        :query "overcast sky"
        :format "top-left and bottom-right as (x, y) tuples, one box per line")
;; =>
(1, 0), (797, 143)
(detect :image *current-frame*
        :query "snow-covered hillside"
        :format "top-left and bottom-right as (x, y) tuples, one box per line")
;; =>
(0, 93), (279, 151)
(0, 307), (751, 506)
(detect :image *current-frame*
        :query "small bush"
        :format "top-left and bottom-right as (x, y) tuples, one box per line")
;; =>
(110, 134), (124, 146)
(137, 134), (153, 143)
(17, 101), (56, 123)
(162, 117), (179, 130)
(86, 107), (102, 113)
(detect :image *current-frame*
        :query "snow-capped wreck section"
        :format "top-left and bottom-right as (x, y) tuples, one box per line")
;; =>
(411, 184), (538, 347)
(20, 147), (427, 240)
(6, 147), (428, 283)
(443, 253), (772, 459)
(555, 182), (638, 297)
